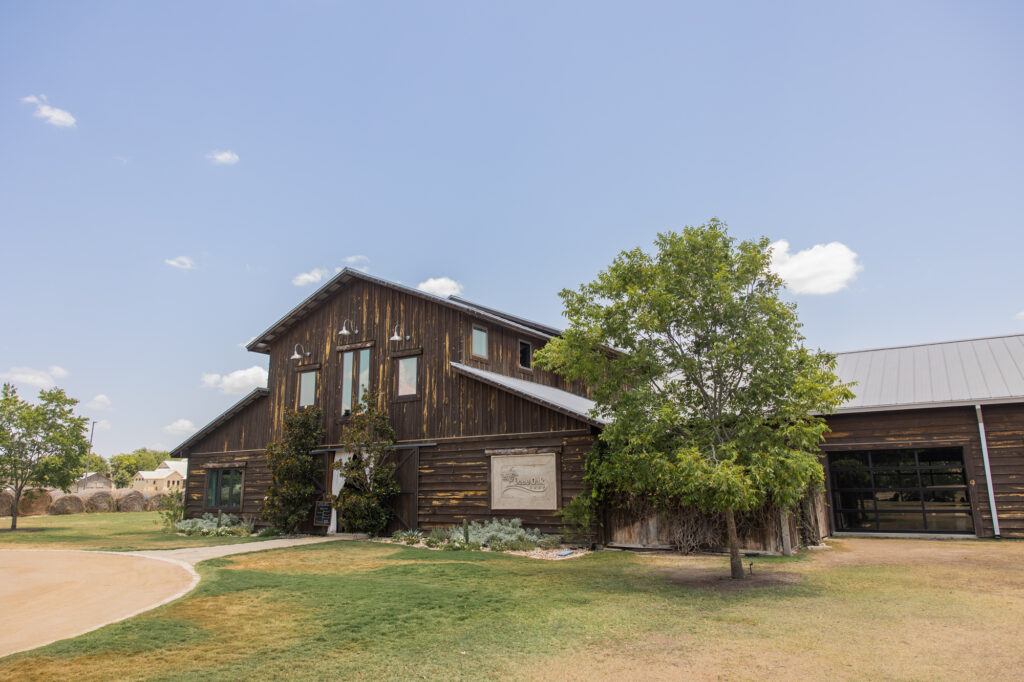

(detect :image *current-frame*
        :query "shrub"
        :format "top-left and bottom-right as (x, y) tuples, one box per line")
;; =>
(333, 392), (400, 536)
(557, 494), (598, 545)
(175, 512), (253, 536)
(257, 526), (279, 538)
(262, 407), (324, 534)
(450, 518), (559, 550)
(428, 527), (449, 543)
(157, 490), (186, 529)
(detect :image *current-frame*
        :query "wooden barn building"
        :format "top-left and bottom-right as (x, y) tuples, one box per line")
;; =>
(170, 268), (1024, 544)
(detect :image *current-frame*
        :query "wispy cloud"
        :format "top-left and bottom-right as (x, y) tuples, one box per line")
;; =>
(86, 394), (112, 411)
(165, 256), (196, 270)
(20, 94), (76, 128)
(206, 150), (239, 165)
(1016, 311), (1024, 320)
(769, 240), (863, 295)
(0, 365), (68, 389)
(292, 266), (341, 286)
(164, 418), (198, 435)
(201, 366), (268, 395)
(113, 156), (129, 165)
(418, 276), (463, 298)
(344, 255), (371, 273)
(94, 419), (112, 432)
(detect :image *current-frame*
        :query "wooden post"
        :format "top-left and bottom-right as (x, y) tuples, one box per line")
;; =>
(780, 509), (793, 556)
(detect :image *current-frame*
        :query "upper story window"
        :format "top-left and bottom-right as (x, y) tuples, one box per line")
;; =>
(298, 371), (317, 408)
(340, 347), (372, 418)
(472, 325), (488, 359)
(519, 340), (532, 370)
(397, 356), (419, 397)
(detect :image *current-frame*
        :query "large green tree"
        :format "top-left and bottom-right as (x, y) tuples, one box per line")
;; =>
(0, 383), (90, 529)
(109, 448), (167, 488)
(536, 221), (853, 578)
(262, 407), (324, 534)
(333, 391), (400, 535)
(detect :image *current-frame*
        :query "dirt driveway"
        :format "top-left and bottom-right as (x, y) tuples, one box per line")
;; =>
(0, 550), (197, 658)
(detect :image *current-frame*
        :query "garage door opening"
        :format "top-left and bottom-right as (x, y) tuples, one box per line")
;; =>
(828, 447), (974, 533)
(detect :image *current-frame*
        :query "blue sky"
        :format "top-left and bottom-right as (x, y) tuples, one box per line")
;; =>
(1, 2), (1021, 457)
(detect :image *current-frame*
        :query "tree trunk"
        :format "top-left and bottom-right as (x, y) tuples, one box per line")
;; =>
(10, 487), (20, 530)
(725, 508), (743, 579)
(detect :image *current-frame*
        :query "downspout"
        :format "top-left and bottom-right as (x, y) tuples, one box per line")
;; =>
(975, 404), (1000, 538)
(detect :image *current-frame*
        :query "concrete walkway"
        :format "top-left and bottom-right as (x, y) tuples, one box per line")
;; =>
(128, 533), (367, 565)
(0, 534), (365, 659)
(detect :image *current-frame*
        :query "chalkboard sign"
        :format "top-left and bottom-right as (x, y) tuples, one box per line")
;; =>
(313, 501), (333, 527)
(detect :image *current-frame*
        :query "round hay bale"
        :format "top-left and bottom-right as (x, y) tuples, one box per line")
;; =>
(145, 491), (169, 511)
(83, 490), (116, 513)
(0, 490), (13, 517)
(18, 488), (52, 516)
(50, 493), (86, 515)
(49, 489), (65, 502)
(114, 488), (146, 512)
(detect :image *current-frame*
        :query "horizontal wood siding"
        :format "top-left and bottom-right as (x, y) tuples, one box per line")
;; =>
(416, 430), (595, 534)
(185, 450), (271, 520)
(823, 403), (1024, 538)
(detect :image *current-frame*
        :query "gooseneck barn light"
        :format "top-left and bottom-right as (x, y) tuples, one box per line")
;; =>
(290, 343), (311, 361)
(338, 319), (358, 337)
(389, 324), (410, 342)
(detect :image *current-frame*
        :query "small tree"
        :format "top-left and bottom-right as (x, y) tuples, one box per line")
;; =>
(0, 383), (89, 530)
(333, 391), (400, 535)
(262, 407), (324, 534)
(536, 221), (853, 578)
(110, 448), (165, 488)
(158, 489), (186, 529)
(79, 452), (110, 478)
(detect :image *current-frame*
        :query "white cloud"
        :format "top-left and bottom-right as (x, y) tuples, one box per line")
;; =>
(165, 256), (196, 270)
(292, 266), (341, 286)
(201, 366), (268, 395)
(417, 276), (464, 298)
(344, 255), (371, 273)
(21, 94), (76, 128)
(94, 419), (112, 432)
(206, 150), (239, 165)
(113, 156), (129, 165)
(163, 418), (198, 435)
(0, 365), (68, 389)
(86, 394), (112, 411)
(769, 240), (863, 295)
(1016, 311), (1024, 320)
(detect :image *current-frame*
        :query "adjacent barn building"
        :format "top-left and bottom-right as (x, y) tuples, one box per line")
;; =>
(170, 268), (1024, 545)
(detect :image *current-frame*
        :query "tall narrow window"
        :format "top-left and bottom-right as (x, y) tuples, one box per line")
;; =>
(472, 325), (488, 359)
(519, 340), (532, 370)
(357, 348), (370, 406)
(341, 351), (354, 417)
(397, 356), (419, 397)
(341, 347), (373, 418)
(299, 371), (317, 407)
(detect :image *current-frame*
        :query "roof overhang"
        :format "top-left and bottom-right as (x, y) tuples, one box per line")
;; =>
(169, 388), (269, 457)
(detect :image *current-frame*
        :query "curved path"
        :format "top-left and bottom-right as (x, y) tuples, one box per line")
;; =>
(0, 534), (364, 658)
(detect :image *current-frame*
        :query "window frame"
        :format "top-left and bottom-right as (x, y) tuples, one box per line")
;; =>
(392, 348), (423, 402)
(338, 342), (375, 420)
(517, 339), (533, 372)
(471, 324), (489, 361)
(204, 467), (244, 511)
(298, 369), (318, 409)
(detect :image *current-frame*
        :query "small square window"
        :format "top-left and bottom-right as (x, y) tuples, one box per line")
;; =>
(519, 341), (532, 369)
(472, 326), (488, 359)
(299, 371), (317, 407)
(397, 356), (418, 396)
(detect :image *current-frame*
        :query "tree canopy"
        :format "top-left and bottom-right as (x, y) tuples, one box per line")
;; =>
(109, 448), (168, 488)
(333, 391), (400, 535)
(262, 407), (324, 534)
(536, 220), (852, 578)
(0, 383), (90, 529)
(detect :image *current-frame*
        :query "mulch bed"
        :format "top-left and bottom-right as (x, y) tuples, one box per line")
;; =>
(660, 567), (803, 591)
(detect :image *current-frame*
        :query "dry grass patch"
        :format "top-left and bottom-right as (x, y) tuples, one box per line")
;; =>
(223, 540), (414, 574)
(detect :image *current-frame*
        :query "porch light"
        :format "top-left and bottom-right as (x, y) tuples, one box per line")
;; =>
(390, 324), (409, 342)
(338, 319), (358, 337)
(291, 343), (310, 361)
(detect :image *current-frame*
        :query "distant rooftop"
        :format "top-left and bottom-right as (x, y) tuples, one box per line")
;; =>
(834, 333), (1024, 413)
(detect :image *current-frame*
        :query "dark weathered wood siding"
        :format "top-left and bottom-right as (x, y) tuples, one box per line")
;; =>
(185, 450), (270, 520)
(187, 394), (272, 456)
(822, 403), (1024, 538)
(415, 430), (595, 534)
(263, 278), (590, 445)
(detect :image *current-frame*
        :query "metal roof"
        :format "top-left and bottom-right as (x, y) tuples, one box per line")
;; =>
(835, 334), (1024, 413)
(450, 362), (605, 427)
(246, 269), (558, 354)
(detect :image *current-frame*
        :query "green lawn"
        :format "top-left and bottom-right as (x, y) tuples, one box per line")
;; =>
(2, 533), (1023, 680)
(0, 512), (261, 551)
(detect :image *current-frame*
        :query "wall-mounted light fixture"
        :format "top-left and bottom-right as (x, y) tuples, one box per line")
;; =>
(290, 343), (311, 361)
(389, 324), (410, 342)
(338, 319), (359, 337)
